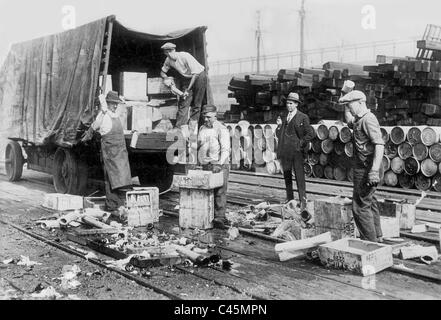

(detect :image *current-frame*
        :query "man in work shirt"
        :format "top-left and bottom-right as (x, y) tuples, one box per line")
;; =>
(276, 92), (315, 210)
(198, 105), (231, 228)
(160, 42), (207, 137)
(339, 90), (384, 243)
(82, 91), (132, 213)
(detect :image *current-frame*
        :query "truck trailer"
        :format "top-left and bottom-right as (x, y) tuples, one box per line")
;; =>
(0, 15), (212, 194)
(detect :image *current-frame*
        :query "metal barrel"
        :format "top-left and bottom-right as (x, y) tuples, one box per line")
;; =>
(384, 170), (398, 187)
(385, 141), (398, 159)
(421, 158), (438, 177)
(398, 173), (415, 189)
(412, 143), (429, 161)
(429, 143), (441, 162)
(328, 126), (339, 141)
(311, 138), (322, 153)
(404, 157), (420, 175)
(334, 141), (345, 156)
(319, 153), (329, 166)
(421, 127), (441, 146)
(407, 126), (425, 145)
(321, 139), (334, 154)
(397, 142), (413, 160)
(324, 165), (334, 180)
(390, 126), (410, 145)
(344, 142), (354, 158)
(432, 174), (441, 192)
(380, 126), (393, 144)
(382, 156), (391, 172)
(312, 164), (324, 178)
(308, 153), (320, 165)
(303, 163), (313, 178)
(339, 126), (352, 144)
(333, 166), (347, 181)
(390, 157), (405, 174)
(312, 124), (329, 141)
(415, 173), (432, 191)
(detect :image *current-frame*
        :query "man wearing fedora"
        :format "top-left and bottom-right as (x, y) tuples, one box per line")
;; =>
(160, 42), (207, 137)
(276, 92), (315, 210)
(198, 104), (231, 228)
(82, 91), (132, 213)
(339, 89), (384, 243)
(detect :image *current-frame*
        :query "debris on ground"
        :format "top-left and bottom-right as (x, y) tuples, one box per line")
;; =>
(227, 227), (239, 240)
(3, 255), (42, 267)
(30, 286), (63, 299)
(57, 265), (82, 290)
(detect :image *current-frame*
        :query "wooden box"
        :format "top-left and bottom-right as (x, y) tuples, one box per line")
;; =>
(318, 238), (393, 276)
(313, 197), (356, 240)
(173, 170), (224, 190)
(43, 194), (83, 211)
(179, 189), (214, 230)
(380, 217), (400, 238)
(126, 187), (160, 227)
(377, 200), (416, 230)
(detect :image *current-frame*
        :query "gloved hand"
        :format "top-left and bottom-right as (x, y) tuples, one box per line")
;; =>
(81, 127), (94, 143)
(367, 170), (380, 187)
(212, 164), (222, 173)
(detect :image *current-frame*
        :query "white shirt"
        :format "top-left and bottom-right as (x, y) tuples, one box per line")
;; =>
(287, 109), (297, 123)
(198, 121), (231, 165)
(161, 52), (205, 76)
(92, 107), (124, 136)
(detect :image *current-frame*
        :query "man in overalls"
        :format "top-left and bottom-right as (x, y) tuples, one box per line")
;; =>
(84, 91), (132, 213)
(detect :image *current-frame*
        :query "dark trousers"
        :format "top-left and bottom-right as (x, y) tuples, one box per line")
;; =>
(352, 165), (382, 242)
(282, 151), (307, 208)
(175, 71), (207, 128)
(104, 169), (127, 212)
(202, 164), (229, 219)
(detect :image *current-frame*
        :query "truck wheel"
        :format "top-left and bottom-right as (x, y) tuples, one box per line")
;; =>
(5, 141), (24, 181)
(138, 164), (174, 193)
(53, 148), (82, 195)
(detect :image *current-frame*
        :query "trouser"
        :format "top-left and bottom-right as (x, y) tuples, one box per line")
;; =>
(202, 163), (230, 219)
(352, 165), (383, 242)
(282, 152), (307, 209)
(104, 171), (127, 212)
(175, 71), (207, 128)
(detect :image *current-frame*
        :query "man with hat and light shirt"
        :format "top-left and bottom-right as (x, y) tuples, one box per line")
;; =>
(276, 92), (315, 210)
(82, 91), (132, 215)
(160, 42), (207, 137)
(197, 104), (231, 228)
(339, 88), (385, 243)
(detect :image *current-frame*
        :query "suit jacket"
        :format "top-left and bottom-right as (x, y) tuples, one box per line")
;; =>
(276, 110), (315, 160)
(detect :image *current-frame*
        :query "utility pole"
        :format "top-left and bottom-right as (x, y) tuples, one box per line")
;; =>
(299, 0), (306, 67)
(256, 10), (262, 74)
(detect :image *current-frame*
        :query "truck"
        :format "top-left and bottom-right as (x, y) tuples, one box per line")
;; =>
(0, 15), (212, 194)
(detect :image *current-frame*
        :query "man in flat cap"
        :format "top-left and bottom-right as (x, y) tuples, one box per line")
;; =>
(339, 89), (384, 243)
(82, 91), (132, 214)
(160, 42), (207, 138)
(276, 92), (315, 210)
(197, 104), (231, 228)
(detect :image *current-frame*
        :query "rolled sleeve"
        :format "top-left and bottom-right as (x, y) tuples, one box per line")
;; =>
(364, 114), (384, 145)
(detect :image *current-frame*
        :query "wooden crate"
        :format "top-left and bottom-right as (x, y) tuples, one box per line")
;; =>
(173, 170), (224, 190)
(126, 187), (160, 227)
(313, 197), (355, 240)
(179, 188), (214, 230)
(43, 194), (83, 211)
(380, 217), (400, 238)
(318, 238), (393, 276)
(377, 200), (416, 230)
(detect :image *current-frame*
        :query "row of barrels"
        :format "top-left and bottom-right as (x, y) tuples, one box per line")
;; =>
(225, 121), (441, 192)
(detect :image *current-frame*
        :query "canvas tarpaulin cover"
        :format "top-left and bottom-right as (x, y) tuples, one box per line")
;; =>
(0, 17), (107, 146)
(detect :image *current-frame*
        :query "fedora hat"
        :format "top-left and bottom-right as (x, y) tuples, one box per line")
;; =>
(201, 104), (217, 114)
(106, 91), (124, 104)
(286, 92), (302, 103)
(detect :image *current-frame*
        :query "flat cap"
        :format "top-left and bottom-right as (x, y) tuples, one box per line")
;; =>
(339, 90), (367, 104)
(201, 104), (217, 114)
(161, 42), (176, 51)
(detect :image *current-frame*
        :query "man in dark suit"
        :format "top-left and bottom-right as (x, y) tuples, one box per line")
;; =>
(276, 92), (315, 210)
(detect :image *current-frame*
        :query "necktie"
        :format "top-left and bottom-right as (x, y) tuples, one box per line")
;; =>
(287, 112), (293, 122)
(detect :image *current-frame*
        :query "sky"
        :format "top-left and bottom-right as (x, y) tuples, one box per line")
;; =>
(0, 0), (440, 67)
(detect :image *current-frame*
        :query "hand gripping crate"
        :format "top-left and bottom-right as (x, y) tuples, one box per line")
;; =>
(126, 187), (160, 227)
